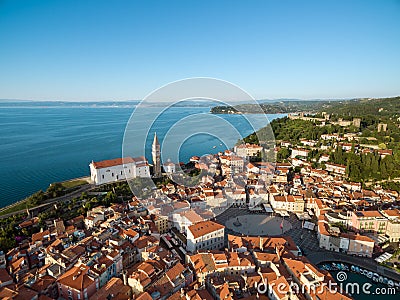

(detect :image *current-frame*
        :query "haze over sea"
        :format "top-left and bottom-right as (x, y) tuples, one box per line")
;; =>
(0, 101), (285, 206)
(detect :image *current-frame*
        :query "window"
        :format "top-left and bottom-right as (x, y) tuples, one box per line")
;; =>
(102, 175), (104, 179)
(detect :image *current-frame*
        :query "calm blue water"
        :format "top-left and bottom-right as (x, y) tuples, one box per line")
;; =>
(329, 270), (398, 300)
(0, 103), (284, 206)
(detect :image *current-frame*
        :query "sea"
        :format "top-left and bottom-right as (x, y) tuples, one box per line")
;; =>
(0, 101), (285, 206)
(329, 270), (399, 300)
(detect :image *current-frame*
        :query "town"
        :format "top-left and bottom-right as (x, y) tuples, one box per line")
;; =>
(1, 107), (400, 300)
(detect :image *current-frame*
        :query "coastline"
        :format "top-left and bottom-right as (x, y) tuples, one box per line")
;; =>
(1, 104), (285, 206)
(0, 176), (90, 216)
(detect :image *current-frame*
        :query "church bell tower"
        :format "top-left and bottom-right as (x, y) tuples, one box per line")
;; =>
(152, 132), (161, 177)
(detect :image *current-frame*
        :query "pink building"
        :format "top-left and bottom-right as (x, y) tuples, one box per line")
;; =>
(350, 211), (388, 234)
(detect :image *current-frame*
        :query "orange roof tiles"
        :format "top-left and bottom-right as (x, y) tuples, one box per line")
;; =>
(188, 220), (224, 239)
(92, 157), (135, 169)
(166, 262), (185, 281)
(57, 264), (95, 291)
(32, 230), (50, 243)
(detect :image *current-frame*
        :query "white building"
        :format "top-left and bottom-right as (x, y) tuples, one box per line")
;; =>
(84, 213), (104, 229)
(325, 163), (346, 175)
(291, 148), (310, 159)
(234, 143), (263, 158)
(172, 210), (203, 234)
(300, 139), (317, 147)
(270, 194), (305, 213)
(89, 156), (150, 185)
(186, 220), (225, 252)
(318, 154), (330, 163)
(163, 160), (176, 174)
(230, 156), (244, 173)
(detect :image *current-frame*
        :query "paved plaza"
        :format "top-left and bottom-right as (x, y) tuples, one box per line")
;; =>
(216, 207), (320, 254)
(285, 212), (320, 255)
(225, 214), (292, 236)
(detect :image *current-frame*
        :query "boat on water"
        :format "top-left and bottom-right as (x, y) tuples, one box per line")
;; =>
(341, 264), (400, 289)
(321, 263), (400, 290)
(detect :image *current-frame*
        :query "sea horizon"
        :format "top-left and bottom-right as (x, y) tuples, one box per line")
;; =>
(0, 102), (285, 206)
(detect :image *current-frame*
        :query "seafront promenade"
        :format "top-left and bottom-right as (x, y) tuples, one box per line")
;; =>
(0, 181), (92, 219)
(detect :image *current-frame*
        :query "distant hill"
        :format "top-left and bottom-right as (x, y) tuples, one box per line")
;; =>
(211, 99), (342, 114)
(322, 96), (400, 118)
(0, 100), (140, 108)
(211, 96), (400, 116)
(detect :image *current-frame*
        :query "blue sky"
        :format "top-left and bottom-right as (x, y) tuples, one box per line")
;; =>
(0, 0), (399, 101)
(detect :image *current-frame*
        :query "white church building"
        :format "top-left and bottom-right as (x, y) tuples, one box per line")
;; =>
(163, 160), (176, 174)
(89, 156), (150, 185)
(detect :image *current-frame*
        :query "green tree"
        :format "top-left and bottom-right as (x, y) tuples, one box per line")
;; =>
(277, 148), (291, 161)
(47, 182), (65, 198)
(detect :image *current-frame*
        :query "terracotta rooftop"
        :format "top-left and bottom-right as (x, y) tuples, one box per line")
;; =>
(166, 262), (185, 281)
(57, 264), (95, 291)
(91, 157), (135, 168)
(0, 269), (12, 285)
(89, 277), (131, 300)
(188, 220), (224, 239)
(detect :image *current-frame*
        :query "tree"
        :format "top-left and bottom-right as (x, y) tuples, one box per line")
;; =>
(47, 182), (65, 198)
(27, 190), (45, 206)
(277, 148), (290, 161)
(84, 202), (92, 211)
(103, 192), (116, 206)
(371, 155), (379, 176)
(378, 143), (387, 150)
(0, 237), (16, 250)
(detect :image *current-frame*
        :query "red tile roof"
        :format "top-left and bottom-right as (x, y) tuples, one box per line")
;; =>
(188, 220), (224, 239)
(91, 157), (135, 169)
(57, 264), (95, 291)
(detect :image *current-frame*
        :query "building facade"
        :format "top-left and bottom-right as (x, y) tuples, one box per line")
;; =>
(186, 220), (225, 252)
(89, 157), (150, 185)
